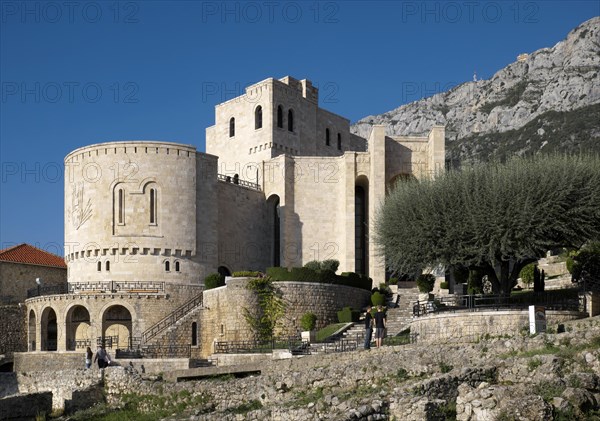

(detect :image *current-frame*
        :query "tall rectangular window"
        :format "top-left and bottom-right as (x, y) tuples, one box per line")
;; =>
(118, 189), (124, 224)
(150, 188), (157, 224)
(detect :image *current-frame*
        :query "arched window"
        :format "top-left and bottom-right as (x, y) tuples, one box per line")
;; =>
(277, 106), (283, 128)
(105, 261), (110, 271)
(149, 188), (157, 224)
(97, 261), (101, 271)
(255, 106), (262, 129)
(191, 322), (197, 346)
(118, 188), (124, 224)
(287, 109), (294, 132)
(175, 261), (180, 272)
(326, 128), (330, 146)
(165, 261), (170, 272)
(337, 133), (342, 150)
(229, 117), (235, 137)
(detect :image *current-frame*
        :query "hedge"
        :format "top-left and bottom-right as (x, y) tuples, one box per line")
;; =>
(266, 267), (372, 291)
(204, 273), (225, 290)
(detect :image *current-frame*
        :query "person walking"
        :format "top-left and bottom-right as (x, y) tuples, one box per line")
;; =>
(374, 305), (387, 348)
(94, 345), (111, 368)
(364, 306), (373, 350)
(85, 346), (93, 369)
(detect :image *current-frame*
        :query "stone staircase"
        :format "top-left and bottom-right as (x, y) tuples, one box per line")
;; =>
(312, 286), (421, 351)
(151, 305), (204, 346)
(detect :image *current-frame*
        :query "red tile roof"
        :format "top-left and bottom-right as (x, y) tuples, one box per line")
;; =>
(0, 243), (66, 268)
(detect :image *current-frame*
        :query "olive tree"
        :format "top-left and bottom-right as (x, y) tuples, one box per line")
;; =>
(375, 154), (600, 294)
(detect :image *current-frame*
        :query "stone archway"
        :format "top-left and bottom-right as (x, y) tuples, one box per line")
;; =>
(66, 305), (91, 351)
(40, 307), (58, 351)
(28, 310), (36, 351)
(101, 304), (132, 350)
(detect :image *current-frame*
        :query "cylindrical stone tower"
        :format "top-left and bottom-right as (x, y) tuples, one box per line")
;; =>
(64, 141), (207, 287)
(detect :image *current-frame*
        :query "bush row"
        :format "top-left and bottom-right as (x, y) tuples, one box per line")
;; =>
(266, 267), (372, 291)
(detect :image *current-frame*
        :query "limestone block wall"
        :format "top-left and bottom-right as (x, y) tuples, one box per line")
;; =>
(200, 279), (259, 356)
(64, 141), (205, 286)
(206, 78), (275, 172)
(2, 365), (102, 411)
(198, 278), (370, 357)
(275, 282), (371, 333)
(216, 182), (269, 273)
(0, 305), (26, 355)
(0, 262), (66, 304)
(411, 310), (585, 344)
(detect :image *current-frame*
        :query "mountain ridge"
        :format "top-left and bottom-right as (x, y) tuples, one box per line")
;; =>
(351, 16), (600, 164)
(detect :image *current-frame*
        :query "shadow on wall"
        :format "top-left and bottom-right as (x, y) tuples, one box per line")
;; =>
(0, 372), (19, 398)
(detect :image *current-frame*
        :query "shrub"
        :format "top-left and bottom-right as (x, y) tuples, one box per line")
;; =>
(379, 283), (392, 297)
(519, 263), (536, 285)
(388, 277), (398, 285)
(232, 271), (261, 277)
(440, 281), (449, 289)
(266, 267), (289, 281)
(303, 260), (321, 271)
(371, 291), (386, 306)
(204, 273), (225, 290)
(467, 268), (484, 295)
(320, 259), (340, 272)
(300, 312), (317, 331)
(416, 274), (435, 293)
(337, 307), (360, 323)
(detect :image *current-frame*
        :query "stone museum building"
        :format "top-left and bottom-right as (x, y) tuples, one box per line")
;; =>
(22, 76), (445, 358)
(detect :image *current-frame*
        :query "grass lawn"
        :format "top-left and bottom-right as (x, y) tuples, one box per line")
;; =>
(316, 323), (348, 342)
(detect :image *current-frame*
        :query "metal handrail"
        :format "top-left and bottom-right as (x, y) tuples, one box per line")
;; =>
(217, 173), (261, 191)
(214, 337), (309, 355)
(412, 292), (582, 317)
(141, 292), (204, 344)
(27, 284), (68, 298)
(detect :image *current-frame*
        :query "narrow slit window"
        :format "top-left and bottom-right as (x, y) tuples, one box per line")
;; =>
(175, 261), (180, 272)
(118, 189), (124, 224)
(229, 117), (235, 137)
(97, 261), (101, 271)
(165, 261), (170, 272)
(326, 128), (330, 146)
(105, 261), (110, 271)
(337, 133), (342, 150)
(288, 109), (294, 132)
(277, 106), (283, 128)
(255, 106), (262, 129)
(149, 188), (157, 224)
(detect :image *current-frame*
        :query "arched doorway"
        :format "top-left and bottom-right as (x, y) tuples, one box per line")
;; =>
(355, 176), (369, 275)
(267, 195), (281, 267)
(66, 305), (91, 351)
(101, 305), (132, 350)
(40, 307), (58, 351)
(28, 310), (36, 351)
(218, 266), (231, 277)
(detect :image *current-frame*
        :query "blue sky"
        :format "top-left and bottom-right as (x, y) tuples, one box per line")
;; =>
(1, 1), (598, 255)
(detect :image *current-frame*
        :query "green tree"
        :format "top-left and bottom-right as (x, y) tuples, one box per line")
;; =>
(375, 155), (600, 294)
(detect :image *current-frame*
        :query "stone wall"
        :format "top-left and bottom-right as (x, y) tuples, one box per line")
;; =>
(0, 305), (26, 356)
(0, 391), (53, 420)
(275, 281), (371, 332)
(411, 310), (585, 343)
(198, 278), (370, 357)
(1, 367), (102, 411)
(0, 261), (66, 304)
(216, 181), (269, 273)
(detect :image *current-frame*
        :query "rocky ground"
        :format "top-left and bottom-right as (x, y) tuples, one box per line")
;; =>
(60, 315), (600, 421)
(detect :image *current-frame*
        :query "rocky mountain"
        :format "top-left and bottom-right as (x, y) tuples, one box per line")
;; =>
(351, 17), (600, 166)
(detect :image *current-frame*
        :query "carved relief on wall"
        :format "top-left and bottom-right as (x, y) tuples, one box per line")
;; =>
(71, 182), (93, 230)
